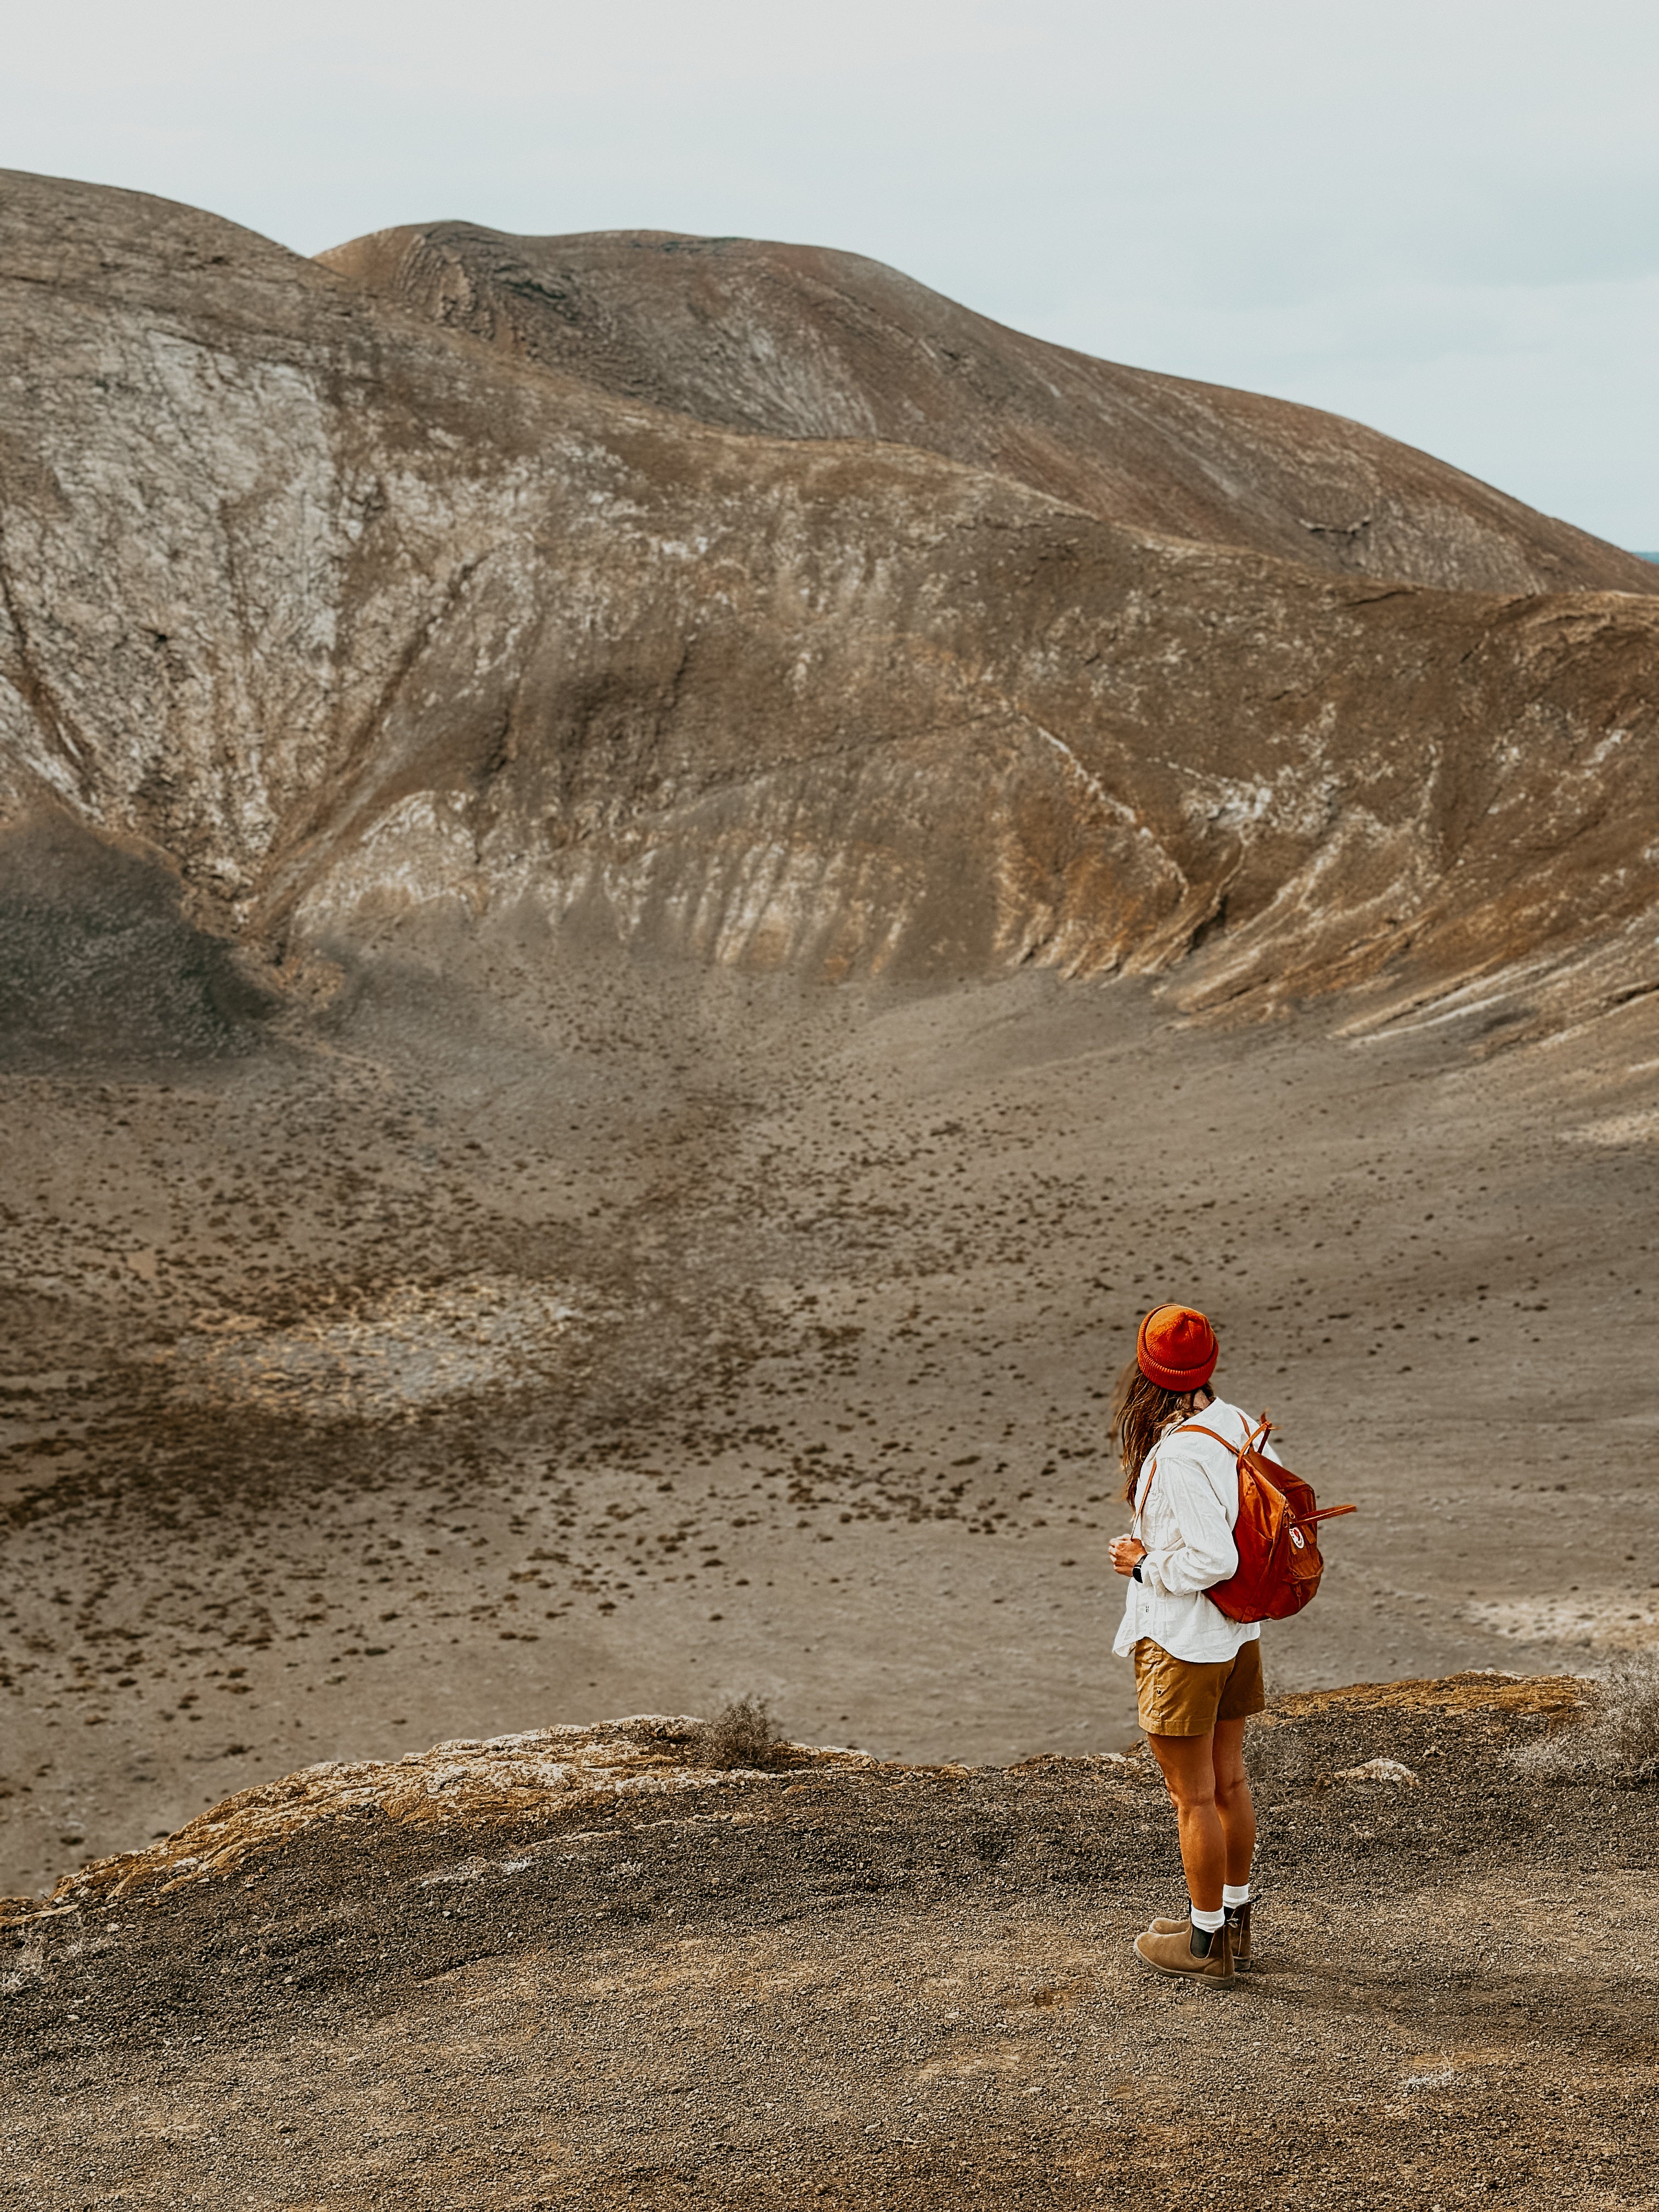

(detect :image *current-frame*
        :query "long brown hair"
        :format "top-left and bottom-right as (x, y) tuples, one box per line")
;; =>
(1112, 1358), (1213, 1503)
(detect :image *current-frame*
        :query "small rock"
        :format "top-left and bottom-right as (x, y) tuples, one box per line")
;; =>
(1337, 1758), (1418, 1785)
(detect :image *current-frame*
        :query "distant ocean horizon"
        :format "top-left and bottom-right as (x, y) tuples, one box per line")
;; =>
(1637, 550), (1659, 563)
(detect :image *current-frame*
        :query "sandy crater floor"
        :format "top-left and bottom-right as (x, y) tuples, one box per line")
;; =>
(3, 959), (1658, 1897)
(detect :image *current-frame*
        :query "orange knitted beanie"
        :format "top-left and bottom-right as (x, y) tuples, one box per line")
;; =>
(1136, 1304), (1218, 1392)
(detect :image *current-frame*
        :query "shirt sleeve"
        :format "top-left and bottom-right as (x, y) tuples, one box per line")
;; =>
(1140, 1440), (1239, 1597)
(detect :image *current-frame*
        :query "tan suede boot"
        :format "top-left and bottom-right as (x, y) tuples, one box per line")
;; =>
(1134, 1915), (1235, 1986)
(1230, 1901), (1252, 1971)
(1150, 1904), (1253, 1971)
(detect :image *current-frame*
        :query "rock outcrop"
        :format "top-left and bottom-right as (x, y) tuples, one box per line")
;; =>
(3, 169), (1658, 1048)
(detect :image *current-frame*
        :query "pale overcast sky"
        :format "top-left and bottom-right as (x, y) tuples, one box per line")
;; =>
(7, 0), (1656, 545)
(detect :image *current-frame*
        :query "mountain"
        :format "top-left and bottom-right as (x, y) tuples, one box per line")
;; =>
(2, 170), (1657, 1054)
(319, 222), (1659, 600)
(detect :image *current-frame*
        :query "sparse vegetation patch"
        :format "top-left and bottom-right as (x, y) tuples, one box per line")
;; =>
(1511, 1649), (1659, 1779)
(696, 1694), (791, 1770)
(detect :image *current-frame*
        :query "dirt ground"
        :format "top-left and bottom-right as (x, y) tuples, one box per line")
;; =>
(3, 951), (1658, 1898)
(3, 1675), (1654, 2209)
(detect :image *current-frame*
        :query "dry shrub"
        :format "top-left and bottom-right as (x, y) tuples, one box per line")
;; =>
(1511, 1650), (1659, 1781)
(1602, 1648), (1659, 1764)
(696, 1694), (789, 1770)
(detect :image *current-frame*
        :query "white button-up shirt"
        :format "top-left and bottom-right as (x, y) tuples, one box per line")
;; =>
(1111, 1395), (1274, 1666)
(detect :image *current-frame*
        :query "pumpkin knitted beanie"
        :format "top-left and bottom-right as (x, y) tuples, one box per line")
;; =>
(1137, 1304), (1218, 1392)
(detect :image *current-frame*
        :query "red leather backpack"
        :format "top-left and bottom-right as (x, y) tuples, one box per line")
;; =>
(1160, 1413), (1356, 1623)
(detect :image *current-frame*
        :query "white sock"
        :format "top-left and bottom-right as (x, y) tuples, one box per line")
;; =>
(1222, 1883), (1251, 1909)
(1190, 1905), (1226, 1933)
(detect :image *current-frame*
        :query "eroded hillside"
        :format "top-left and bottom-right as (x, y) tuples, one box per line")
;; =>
(2, 170), (1658, 1056)
(319, 222), (1659, 599)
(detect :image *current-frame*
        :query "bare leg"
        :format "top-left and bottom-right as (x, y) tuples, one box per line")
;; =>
(1146, 1731), (1224, 1912)
(1211, 1715), (1256, 1887)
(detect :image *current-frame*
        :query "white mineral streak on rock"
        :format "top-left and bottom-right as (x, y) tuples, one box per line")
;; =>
(1032, 725), (1144, 836)
(1336, 1758), (1419, 1784)
(292, 792), (489, 927)
(36, 1719), (880, 1909)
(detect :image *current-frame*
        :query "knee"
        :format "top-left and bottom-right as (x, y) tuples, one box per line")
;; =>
(1213, 1769), (1251, 1813)
(1163, 1773), (1218, 1817)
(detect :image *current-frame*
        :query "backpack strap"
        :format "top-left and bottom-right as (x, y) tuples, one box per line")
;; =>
(1132, 1456), (1157, 1532)
(1178, 1421), (1245, 1457)
(1136, 1411), (1271, 1525)
(1161, 1415), (1356, 1528)
(1172, 1408), (1269, 1460)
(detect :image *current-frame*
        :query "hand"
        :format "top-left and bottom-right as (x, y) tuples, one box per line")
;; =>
(1110, 1536), (1146, 1578)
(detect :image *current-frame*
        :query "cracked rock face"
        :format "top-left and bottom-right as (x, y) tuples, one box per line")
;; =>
(2, 169), (1657, 1053)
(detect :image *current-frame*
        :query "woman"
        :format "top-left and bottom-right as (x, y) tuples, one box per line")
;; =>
(1108, 1302), (1276, 1987)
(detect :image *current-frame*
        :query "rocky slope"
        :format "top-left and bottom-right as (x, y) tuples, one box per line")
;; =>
(3, 170), (1658, 1054)
(4, 1675), (1654, 2208)
(319, 223), (1659, 600)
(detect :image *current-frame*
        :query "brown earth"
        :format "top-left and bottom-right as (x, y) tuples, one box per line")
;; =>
(318, 222), (1659, 599)
(4, 1675), (1655, 2210)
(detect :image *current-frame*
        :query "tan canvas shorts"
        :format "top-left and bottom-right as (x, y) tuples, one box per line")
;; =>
(1133, 1636), (1265, 1738)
